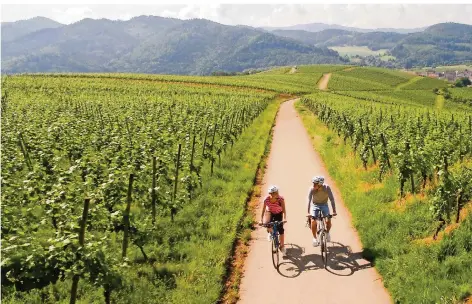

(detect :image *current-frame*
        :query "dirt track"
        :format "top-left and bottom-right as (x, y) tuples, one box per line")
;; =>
(238, 99), (392, 304)
(318, 73), (331, 90)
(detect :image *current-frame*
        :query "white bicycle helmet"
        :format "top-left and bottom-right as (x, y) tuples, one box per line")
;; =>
(312, 176), (325, 185)
(268, 185), (279, 194)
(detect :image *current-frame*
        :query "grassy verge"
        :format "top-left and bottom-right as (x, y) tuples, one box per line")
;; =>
(168, 95), (284, 303)
(295, 101), (472, 304)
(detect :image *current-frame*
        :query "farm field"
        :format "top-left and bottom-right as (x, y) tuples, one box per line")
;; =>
(1, 75), (282, 303)
(292, 64), (350, 74)
(296, 95), (472, 303)
(26, 72), (314, 94)
(33, 65), (344, 95)
(295, 67), (472, 303)
(328, 46), (396, 63)
(328, 73), (392, 91)
(400, 76), (449, 90)
(2, 66), (472, 304)
(447, 87), (472, 106)
(337, 66), (415, 87)
(332, 89), (472, 111)
(328, 46), (389, 57)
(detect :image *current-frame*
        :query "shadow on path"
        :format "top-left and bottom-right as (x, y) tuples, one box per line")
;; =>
(276, 242), (374, 278)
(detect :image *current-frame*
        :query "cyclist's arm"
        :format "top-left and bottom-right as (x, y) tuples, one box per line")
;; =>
(281, 198), (287, 220)
(307, 188), (312, 214)
(260, 201), (266, 223)
(327, 185), (337, 214)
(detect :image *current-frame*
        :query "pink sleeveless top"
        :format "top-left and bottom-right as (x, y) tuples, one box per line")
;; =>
(264, 196), (284, 214)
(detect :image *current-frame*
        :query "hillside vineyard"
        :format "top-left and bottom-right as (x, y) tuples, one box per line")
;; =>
(1, 66), (472, 304)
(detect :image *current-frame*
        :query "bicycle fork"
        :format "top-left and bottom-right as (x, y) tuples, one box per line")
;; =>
(317, 221), (326, 245)
(272, 224), (279, 250)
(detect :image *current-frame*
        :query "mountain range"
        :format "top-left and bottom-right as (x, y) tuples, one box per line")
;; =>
(1, 16), (345, 74)
(262, 23), (427, 34)
(272, 23), (472, 67)
(1, 17), (63, 42)
(1, 16), (472, 74)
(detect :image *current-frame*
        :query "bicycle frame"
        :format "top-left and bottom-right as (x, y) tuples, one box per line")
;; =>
(307, 214), (331, 233)
(261, 220), (286, 269)
(270, 222), (280, 248)
(264, 221), (284, 248)
(308, 214), (332, 267)
(316, 216), (328, 235)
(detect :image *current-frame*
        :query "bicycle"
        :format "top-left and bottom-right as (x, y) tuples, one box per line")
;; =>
(259, 220), (287, 269)
(306, 214), (334, 267)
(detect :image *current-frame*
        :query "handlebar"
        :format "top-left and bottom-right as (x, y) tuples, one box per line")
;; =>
(306, 214), (335, 219)
(259, 220), (287, 228)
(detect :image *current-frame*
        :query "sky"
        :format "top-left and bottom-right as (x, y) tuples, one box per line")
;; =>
(2, 4), (472, 29)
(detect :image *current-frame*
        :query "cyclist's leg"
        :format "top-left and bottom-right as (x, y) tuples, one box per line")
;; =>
(267, 212), (275, 234)
(320, 205), (332, 232)
(310, 216), (317, 237)
(311, 207), (321, 237)
(264, 206), (271, 234)
(326, 217), (332, 232)
(273, 213), (284, 248)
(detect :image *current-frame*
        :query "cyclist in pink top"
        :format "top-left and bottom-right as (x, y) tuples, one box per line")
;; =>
(259, 185), (287, 254)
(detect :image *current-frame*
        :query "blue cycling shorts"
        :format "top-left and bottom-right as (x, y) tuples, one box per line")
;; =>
(311, 204), (330, 218)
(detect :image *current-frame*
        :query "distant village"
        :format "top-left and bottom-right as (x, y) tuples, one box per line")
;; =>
(415, 69), (472, 83)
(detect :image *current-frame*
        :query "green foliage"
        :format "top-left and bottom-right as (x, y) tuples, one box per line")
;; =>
(20, 72), (324, 94)
(2, 65), (470, 304)
(301, 91), (472, 200)
(454, 77), (472, 87)
(337, 67), (414, 87)
(294, 64), (351, 74)
(272, 29), (405, 51)
(1, 17), (344, 75)
(328, 73), (391, 91)
(448, 87), (472, 106)
(256, 67), (292, 74)
(1, 75), (280, 303)
(400, 76), (448, 90)
(333, 89), (438, 108)
(430, 165), (472, 224)
(272, 23), (472, 68)
(296, 100), (472, 304)
(391, 23), (472, 68)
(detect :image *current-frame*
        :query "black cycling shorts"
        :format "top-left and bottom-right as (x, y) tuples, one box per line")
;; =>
(270, 212), (284, 235)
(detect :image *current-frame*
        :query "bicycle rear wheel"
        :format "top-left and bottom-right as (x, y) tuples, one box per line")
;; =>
(271, 238), (279, 269)
(320, 232), (328, 267)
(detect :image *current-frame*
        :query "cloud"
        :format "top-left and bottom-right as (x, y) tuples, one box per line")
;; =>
(50, 6), (96, 24)
(64, 6), (93, 17)
(160, 9), (179, 19)
(2, 4), (472, 28)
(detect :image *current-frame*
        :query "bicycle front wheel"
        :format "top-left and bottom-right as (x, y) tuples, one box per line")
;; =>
(271, 238), (279, 269)
(320, 232), (328, 267)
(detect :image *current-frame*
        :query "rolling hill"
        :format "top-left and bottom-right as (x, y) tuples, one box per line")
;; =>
(2, 16), (471, 74)
(1, 16), (344, 75)
(1, 17), (63, 42)
(271, 22), (472, 67)
(262, 22), (426, 33)
(391, 23), (472, 67)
